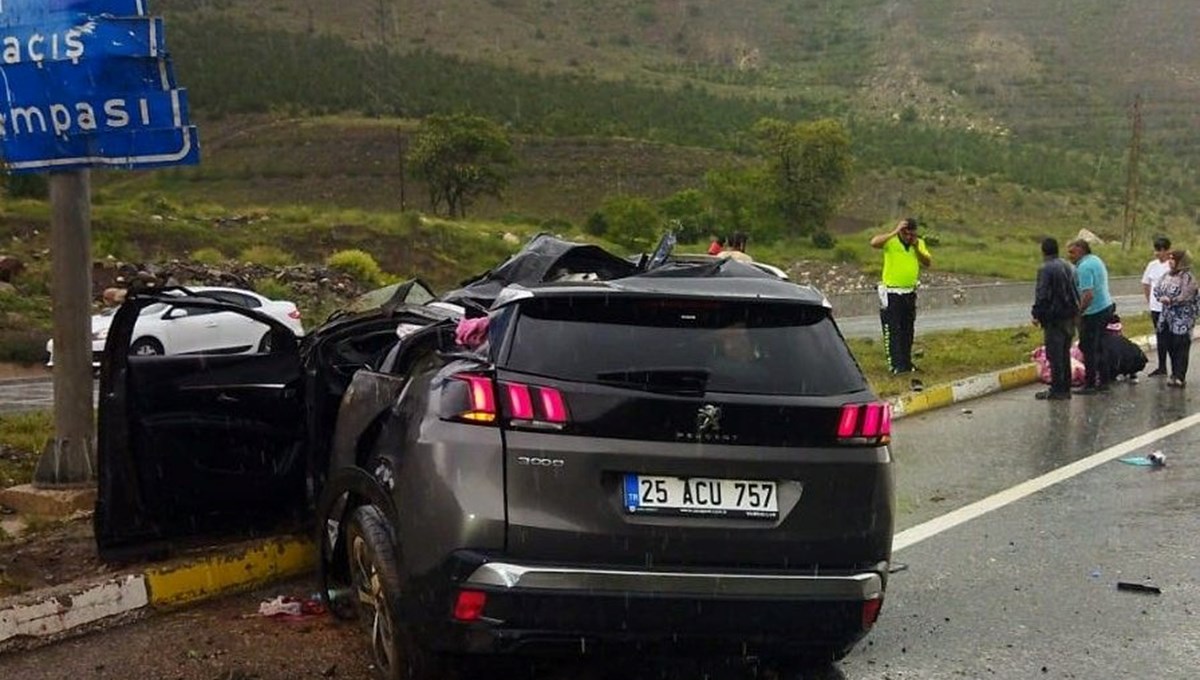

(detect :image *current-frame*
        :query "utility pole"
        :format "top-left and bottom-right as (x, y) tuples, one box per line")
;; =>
(1122, 93), (1143, 252)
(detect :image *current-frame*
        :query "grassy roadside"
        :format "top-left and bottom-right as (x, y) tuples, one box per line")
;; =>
(0, 314), (1159, 495)
(853, 313), (1155, 397)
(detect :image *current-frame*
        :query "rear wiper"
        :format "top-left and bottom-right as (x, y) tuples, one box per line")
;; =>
(595, 368), (710, 395)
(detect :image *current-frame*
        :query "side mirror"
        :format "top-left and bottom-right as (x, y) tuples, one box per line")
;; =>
(165, 307), (189, 320)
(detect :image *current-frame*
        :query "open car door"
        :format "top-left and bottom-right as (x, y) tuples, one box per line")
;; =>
(95, 289), (308, 562)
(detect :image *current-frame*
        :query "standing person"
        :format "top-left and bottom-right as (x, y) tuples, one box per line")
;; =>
(719, 231), (753, 263)
(1153, 249), (1199, 387)
(1066, 239), (1115, 394)
(1031, 238), (1080, 400)
(1141, 236), (1172, 377)
(870, 217), (932, 375)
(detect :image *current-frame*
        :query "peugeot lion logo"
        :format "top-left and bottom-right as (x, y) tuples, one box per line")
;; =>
(696, 404), (722, 436)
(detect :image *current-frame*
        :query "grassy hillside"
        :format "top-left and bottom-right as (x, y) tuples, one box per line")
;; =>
(159, 1), (1200, 156)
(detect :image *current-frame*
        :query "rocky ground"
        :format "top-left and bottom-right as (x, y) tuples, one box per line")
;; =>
(783, 260), (1004, 296)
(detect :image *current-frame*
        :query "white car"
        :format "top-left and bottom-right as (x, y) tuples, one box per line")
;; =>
(46, 286), (305, 367)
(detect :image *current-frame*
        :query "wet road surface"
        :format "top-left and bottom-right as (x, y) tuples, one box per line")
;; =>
(2, 351), (1198, 679)
(837, 294), (1144, 339)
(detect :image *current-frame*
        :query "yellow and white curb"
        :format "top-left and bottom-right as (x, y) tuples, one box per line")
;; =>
(890, 331), (1162, 419)
(0, 536), (315, 652)
(891, 363), (1039, 419)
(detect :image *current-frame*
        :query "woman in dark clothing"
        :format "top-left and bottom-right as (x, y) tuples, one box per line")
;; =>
(1153, 250), (1199, 387)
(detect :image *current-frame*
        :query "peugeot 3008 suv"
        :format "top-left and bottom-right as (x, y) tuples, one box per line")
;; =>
(314, 268), (895, 679)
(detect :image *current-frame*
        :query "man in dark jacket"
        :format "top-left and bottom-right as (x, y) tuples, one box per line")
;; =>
(1032, 238), (1081, 400)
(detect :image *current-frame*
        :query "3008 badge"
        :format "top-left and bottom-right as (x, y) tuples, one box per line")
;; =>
(516, 456), (565, 467)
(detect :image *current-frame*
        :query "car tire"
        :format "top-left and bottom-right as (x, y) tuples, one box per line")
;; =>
(346, 505), (448, 680)
(129, 338), (164, 357)
(257, 331), (273, 353)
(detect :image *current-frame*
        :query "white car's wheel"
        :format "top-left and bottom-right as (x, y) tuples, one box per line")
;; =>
(129, 338), (164, 356)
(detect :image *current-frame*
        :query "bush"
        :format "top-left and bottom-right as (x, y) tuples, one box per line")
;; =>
(239, 245), (294, 267)
(811, 231), (837, 249)
(658, 189), (713, 244)
(327, 249), (384, 286)
(0, 329), (49, 364)
(599, 196), (662, 250)
(584, 211), (608, 237)
(254, 277), (292, 302)
(833, 245), (859, 263)
(399, 211), (423, 231)
(3, 174), (48, 200)
(191, 247), (225, 265)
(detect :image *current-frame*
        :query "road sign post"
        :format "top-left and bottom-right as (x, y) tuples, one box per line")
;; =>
(35, 170), (94, 486)
(0, 0), (199, 488)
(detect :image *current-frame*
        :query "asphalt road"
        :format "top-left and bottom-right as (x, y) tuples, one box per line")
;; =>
(2, 349), (1197, 679)
(836, 293), (1145, 339)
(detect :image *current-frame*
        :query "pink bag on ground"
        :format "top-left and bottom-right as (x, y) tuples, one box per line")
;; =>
(1031, 344), (1086, 387)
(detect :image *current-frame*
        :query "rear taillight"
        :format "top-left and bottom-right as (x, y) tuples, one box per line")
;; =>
(836, 402), (891, 445)
(862, 597), (883, 628)
(288, 308), (302, 320)
(453, 590), (487, 622)
(457, 374), (497, 423)
(448, 374), (569, 429)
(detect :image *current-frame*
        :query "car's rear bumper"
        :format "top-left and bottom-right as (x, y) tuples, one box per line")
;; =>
(428, 560), (885, 656)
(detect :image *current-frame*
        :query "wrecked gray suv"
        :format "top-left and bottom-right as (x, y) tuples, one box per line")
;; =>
(95, 235), (895, 679)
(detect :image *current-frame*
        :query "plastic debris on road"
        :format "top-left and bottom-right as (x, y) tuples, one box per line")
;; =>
(1116, 581), (1162, 595)
(258, 595), (327, 620)
(1119, 450), (1167, 467)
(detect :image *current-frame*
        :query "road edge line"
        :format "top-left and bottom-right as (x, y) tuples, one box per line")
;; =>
(893, 409), (1200, 552)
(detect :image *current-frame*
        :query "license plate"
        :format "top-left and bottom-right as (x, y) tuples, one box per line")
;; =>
(624, 475), (778, 519)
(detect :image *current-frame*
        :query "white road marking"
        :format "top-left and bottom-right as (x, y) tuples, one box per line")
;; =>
(893, 411), (1200, 552)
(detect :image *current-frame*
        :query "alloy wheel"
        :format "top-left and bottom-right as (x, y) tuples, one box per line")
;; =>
(351, 534), (398, 676)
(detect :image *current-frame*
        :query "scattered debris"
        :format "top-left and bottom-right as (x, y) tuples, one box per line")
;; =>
(1116, 581), (1162, 595)
(960, 408), (973, 415)
(1119, 451), (1167, 467)
(257, 595), (327, 620)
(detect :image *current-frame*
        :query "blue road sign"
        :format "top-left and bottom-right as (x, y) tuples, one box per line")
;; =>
(0, 1), (146, 24)
(0, 0), (199, 173)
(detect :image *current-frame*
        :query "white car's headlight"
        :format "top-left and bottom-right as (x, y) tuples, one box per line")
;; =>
(92, 328), (109, 341)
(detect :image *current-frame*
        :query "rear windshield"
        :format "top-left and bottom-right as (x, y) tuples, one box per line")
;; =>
(503, 297), (867, 396)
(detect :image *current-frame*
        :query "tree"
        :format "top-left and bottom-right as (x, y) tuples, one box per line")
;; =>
(703, 165), (775, 238)
(408, 114), (516, 218)
(599, 195), (661, 250)
(752, 117), (852, 238)
(658, 189), (714, 244)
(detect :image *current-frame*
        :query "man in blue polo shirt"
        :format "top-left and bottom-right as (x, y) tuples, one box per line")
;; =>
(1067, 238), (1115, 394)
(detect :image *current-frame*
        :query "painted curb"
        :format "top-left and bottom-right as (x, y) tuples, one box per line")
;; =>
(890, 332), (1160, 419)
(0, 536), (315, 652)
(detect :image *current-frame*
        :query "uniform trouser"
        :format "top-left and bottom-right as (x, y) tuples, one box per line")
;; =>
(880, 292), (917, 372)
(1078, 304), (1115, 388)
(1151, 311), (1169, 371)
(1164, 332), (1192, 381)
(1043, 318), (1075, 394)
